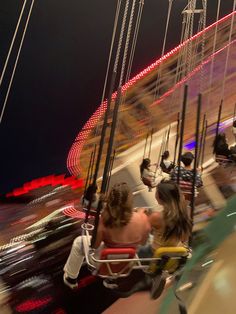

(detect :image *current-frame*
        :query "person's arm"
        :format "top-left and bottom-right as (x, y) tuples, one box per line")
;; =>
(137, 211), (152, 244)
(148, 211), (163, 229)
(142, 169), (155, 179)
(170, 167), (177, 181)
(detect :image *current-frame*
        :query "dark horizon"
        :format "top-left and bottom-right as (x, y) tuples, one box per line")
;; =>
(0, 0), (233, 194)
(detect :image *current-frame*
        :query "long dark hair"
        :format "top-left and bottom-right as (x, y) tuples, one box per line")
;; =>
(156, 180), (192, 241)
(102, 182), (133, 228)
(212, 133), (228, 154)
(140, 158), (151, 176)
(161, 150), (170, 160)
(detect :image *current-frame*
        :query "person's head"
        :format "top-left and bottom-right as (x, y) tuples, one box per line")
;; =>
(155, 180), (192, 240)
(181, 152), (194, 167)
(233, 120), (236, 128)
(140, 158), (151, 175)
(102, 182), (133, 228)
(84, 184), (98, 202)
(212, 133), (227, 154)
(162, 150), (170, 160)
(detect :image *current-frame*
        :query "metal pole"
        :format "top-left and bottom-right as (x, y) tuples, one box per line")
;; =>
(143, 133), (149, 160)
(106, 150), (116, 194)
(84, 149), (94, 195)
(164, 125), (171, 151)
(200, 119), (207, 170)
(197, 113), (206, 167)
(155, 130), (167, 174)
(85, 71), (117, 223)
(177, 85), (188, 184)
(148, 128), (154, 159)
(190, 93), (202, 222)
(215, 100), (223, 138)
(89, 145), (97, 185)
(173, 112), (180, 165)
(91, 87), (122, 248)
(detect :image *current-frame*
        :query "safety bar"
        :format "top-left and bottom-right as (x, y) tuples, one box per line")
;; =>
(89, 253), (184, 264)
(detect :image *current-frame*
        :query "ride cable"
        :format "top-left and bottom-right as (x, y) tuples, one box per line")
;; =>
(177, 85), (188, 184)
(84, 0), (124, 222)
(173, 112), (180, 165)
(83, 149), (95, 195)
(90, 0), (143, 247)
(207, 0), (221, 111)
(154, 129), (167, 175)
(0, 0), (35, 125)
(0, 0), (27, 91)
(199, 0), (207, 93)
(89, 145), (97, 185)
(105, 150), (116, 194)
(215, 100), (222, 139)
(197, 113), (206, 168)
(190, 93), (202, 221)
(164, 125), (171, 152)
(221, 0), (236, 101)
(94, 0), (122, 137)
(200, 119), (208, 170)
(143, 132), (149, 160)
(125, 0), (144, 83)
(153, 0), (173, 101)
(148, 128), (154, 159)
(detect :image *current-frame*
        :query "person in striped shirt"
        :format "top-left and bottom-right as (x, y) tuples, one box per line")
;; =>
(170, 152), (202, 200)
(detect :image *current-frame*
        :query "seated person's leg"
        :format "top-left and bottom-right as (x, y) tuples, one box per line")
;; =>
(64, 236), (85, 288)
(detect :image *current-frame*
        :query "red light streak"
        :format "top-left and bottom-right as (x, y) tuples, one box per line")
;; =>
(15, 296), (53, 312)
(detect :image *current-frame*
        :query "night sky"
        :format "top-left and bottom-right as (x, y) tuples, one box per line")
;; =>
(0, 0), (233, 193)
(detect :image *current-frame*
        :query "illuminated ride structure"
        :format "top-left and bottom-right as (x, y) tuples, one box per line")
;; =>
(67, 12), (236, 187)
(1, 2), (236, 314)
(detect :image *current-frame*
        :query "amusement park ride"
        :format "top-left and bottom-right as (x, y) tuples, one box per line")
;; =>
(0, 1), (236, 313)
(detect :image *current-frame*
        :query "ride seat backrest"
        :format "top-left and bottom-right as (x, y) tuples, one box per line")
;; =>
(215, 154), (231, 166)
(97, 247), (136, 277)
(141, 177), (153, 188)
(178, 180), (195, 201)
(150, 247), (189, 274)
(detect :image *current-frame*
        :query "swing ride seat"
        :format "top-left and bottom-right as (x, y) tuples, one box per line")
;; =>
(178, 180), (196, 201)
(215, 154), (234, 167)
(149, 246), (189, 299)
(88, 245), (190, 299)
(94, 247), (137, 278)
(141, 177), (153, 188)
(149, 246), (189, 274)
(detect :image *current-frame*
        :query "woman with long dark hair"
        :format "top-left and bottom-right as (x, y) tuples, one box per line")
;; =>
(212, 133), (231, 157)
(140, 158), (158, 189)
(139, 180), (192, 257)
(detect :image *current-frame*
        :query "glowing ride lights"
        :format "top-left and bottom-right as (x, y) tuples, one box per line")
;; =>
(6, 174), (84, 197)
(67, 12), (236, 176)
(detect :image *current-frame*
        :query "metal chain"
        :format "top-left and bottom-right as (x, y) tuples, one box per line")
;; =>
(125, 0), (144, 83)
(114, 0), (130, 73)
(94, 0), (122, 137)
(199, 0), (207, 93)
(0, 0), (35, 125)
(119, 0), (137, 86)
(206, 0), (221, 111)
(221, 0), (236, 100)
